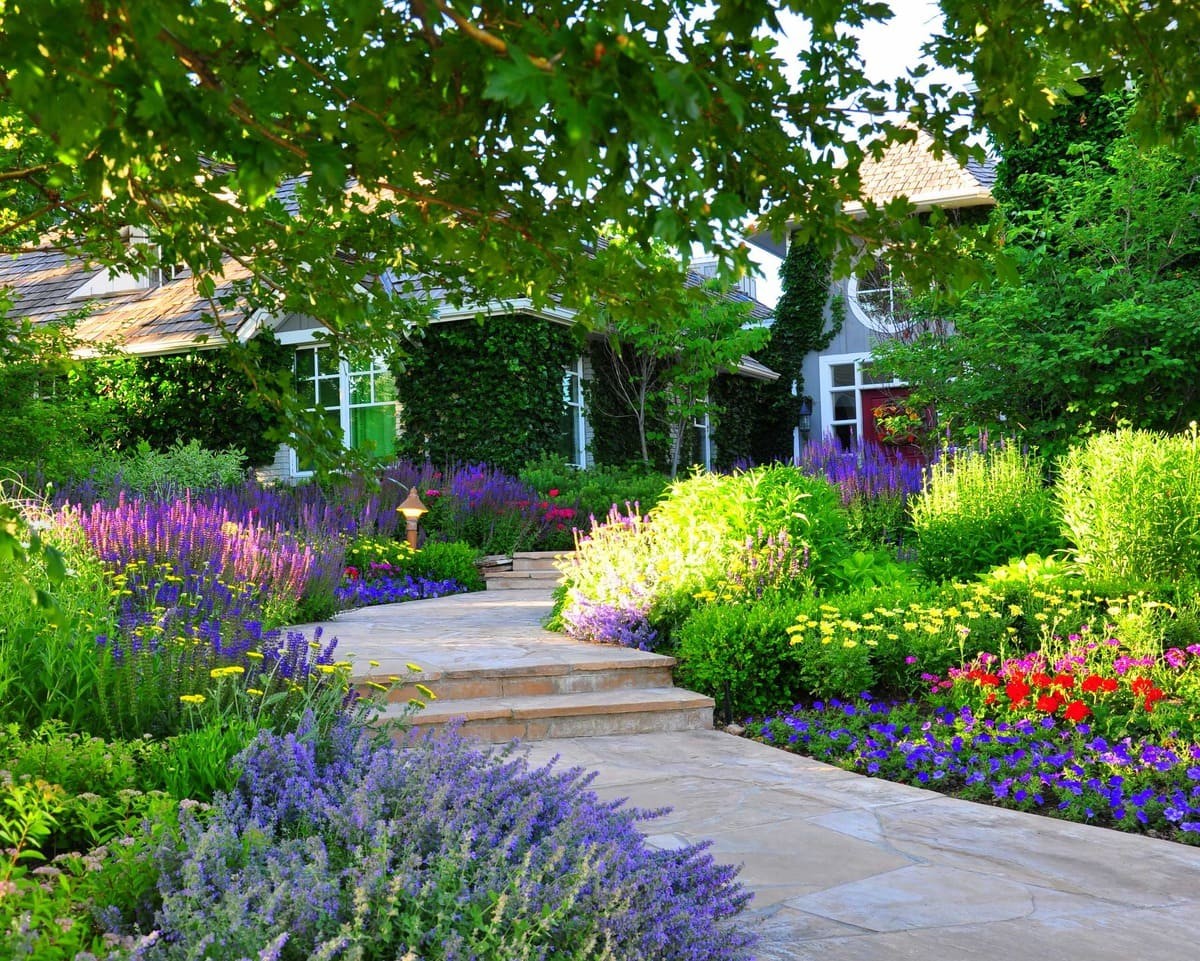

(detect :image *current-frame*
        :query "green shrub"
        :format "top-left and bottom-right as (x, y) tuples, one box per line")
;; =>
(0, 510), (115, 732)
(92, 439), (247, 497)
(674, 595), (809, 718)
(557, 466), (848, 649)
(414, 540), (485, 591)
(1057, 428), (1200, 585)
(519, 456), (670, 521)
(911, 443), (1063, 582)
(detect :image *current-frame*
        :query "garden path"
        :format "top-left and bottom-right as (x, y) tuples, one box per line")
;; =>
(326, 589), (1200, 961)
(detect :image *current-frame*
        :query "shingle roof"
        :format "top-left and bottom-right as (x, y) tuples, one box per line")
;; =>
(845, 129), (996, 211)
(0, 247), (256, 355)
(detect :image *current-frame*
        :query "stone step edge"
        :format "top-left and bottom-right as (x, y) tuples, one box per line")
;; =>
(486, 570), (562, 579)
(389, 687), (715, 725)
(512, 550), (576, 560)
(352, 652), (677, 686)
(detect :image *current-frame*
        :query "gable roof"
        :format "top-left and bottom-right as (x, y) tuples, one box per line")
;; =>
(0, 248), (256, 356)
(843, 129), (996, 213)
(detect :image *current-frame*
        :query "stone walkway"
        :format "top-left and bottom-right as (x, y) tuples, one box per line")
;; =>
(319, 590), (1200, 961)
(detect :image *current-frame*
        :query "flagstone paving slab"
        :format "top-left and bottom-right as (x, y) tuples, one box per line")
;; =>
(312, 590), (1200, 960)
(521, 731), (1200, 960)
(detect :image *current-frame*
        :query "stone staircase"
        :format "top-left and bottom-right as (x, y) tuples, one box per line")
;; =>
(374, 653), (713, 742)
(482, 550), (567, 589)
(342, 572), (714, 743)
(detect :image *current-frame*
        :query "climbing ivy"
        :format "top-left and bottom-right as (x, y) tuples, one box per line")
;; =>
(713, 242), (841, 467)
(393, 315), (579, 473)
(77, 333), (292, 467)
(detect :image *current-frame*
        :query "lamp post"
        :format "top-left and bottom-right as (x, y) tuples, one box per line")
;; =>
(397, 487), (428, 551)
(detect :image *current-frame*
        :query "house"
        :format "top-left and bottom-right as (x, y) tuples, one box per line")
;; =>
(750, 130), (995, 450)
(0, 216), (776, 481)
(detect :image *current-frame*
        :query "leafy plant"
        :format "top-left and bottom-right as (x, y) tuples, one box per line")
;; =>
(911, 443), (1063, 582)
(129, 723), (754, 961)
(674, 595), (809, 718)
(1058, 428), (1200, 586)
(89, 439), (248, 497)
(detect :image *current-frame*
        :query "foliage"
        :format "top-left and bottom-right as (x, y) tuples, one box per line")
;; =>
(558, 466), (847, 649)
(0, 0), (1033, 365)
(0, 509), (114, 732)
(713, 241), (843, 467)
(876, 102), (1200, 456)
(89, 440), (248, 498)
(519, 455), (670, 522)
(587, 250), (767, 476)
(0, 315), (108, 483)
(77, 334), (293, 467)
(393, 316), (578, 473)
(1057, 428), (1200, 586)
(796, 437), (923, 549)
(674, 595), (809, 719)
(910, 443), (1063, 582)
(126, 722), (754, 961)
(410, 541), (485, 593)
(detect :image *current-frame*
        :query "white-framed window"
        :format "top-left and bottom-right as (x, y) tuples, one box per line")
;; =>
(560, 358), (587, 468)
(847, 254), (912, 335)
(818, 352), (904, 448)
(693, 411), (713, 471)
(292, 345), (398, 474)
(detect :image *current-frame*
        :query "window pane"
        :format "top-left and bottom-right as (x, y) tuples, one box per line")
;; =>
(318, 376), (341, 409)
(351, 405), (396, 460)
(833, 392), (857, 420)
(349, 371), (372, 405)
(831, 363), (855, 388)
(835, 423), (858, 447)
(374, 367), (397, 403)
(296, 372), (317, 407)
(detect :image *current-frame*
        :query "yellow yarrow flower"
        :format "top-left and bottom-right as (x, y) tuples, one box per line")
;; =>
(179, 694), (206, 705)
(210, 666), (245, 678)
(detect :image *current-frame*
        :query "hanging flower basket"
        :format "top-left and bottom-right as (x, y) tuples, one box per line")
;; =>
(872, 402), (926, 447)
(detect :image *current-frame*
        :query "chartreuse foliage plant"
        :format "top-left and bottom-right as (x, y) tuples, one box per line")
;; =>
(1058, 428), (1200, 587)
(557, 466), (847, 649)
(910, 443), (1063, 582)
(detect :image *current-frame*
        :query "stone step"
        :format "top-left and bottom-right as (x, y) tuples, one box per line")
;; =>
(383, 687), (715, 742)
(512, 550), (574, 573)
(363, 657), (678, 705)
(485, 570), (562, 589)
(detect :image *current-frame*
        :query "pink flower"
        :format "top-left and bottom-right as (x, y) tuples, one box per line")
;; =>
(548, 488), (560, 497)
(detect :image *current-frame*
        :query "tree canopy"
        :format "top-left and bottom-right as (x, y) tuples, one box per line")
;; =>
(0, 0), (1197, 355)
(874, 88), (1200, 457)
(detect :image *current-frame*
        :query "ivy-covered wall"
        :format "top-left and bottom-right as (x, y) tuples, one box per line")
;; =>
(76, 333), (291, 466)
(392, 315), (578, 473)
(713, 242), (840, 467)
(584, 340), (705, 471)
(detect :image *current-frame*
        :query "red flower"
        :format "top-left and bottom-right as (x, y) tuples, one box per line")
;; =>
(1081, 674), (1106, 694)
(1063, 700), (1091, 723)
(1030, 671), (1053, 689)
(1052, 673), (1075, 690)
(1101, 677), (1118, 693)
(978, 672), (1000, 688)
(1130, 676), (1155, 695)
(548, 488), (560, 497)
(345, 565), (360, 582)
(1035, 692), (1064, 714)
(1006, 680), (1031, 706)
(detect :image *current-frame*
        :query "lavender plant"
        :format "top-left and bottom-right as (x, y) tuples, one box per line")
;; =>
(129, 722), (754, 961)
(796, 437), (924, 549)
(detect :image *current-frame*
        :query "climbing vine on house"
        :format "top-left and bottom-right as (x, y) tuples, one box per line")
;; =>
(393, 315), (578, 473)
(713, 242), (841, 467)
(78, 333), (292, 467)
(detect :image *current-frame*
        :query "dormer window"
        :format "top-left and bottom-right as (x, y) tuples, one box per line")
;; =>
(847, 254), (912, 335)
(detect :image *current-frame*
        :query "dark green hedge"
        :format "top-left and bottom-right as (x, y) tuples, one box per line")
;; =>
(393, 315), (578, 473)
(78, 333), (292, 467)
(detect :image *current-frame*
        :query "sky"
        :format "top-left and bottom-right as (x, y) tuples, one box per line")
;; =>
(744, 0), (962, 308)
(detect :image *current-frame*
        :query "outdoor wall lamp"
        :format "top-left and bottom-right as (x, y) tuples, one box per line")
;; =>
(798, 395), (814, 440)
(397, 487), (428, 550)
